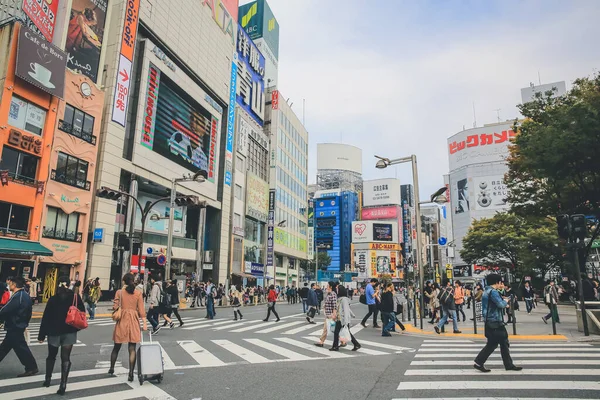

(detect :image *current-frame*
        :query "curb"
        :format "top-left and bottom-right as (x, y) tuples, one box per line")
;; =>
(402, 324), (569, 341)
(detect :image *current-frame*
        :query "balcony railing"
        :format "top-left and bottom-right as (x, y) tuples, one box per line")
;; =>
(5, 171), (39, 188)
(58, 120), (97, 145)
(51, 170), (91, 191)
(0, 227), (30, 239)
(42, 227), (83, 242)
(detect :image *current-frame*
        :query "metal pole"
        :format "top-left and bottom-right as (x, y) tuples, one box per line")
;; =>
(551, 300), (557, 335)
(574, 245), (590, 336)
(511, 296), (517, 335)
(196, 206), (206, 283)
(429, 242), (435, 282)
(315, 249), (319, 285)
(140, 213), (147, 290)
(413, 292), (417, 326)
(472, 295), (477, 334)
(411, 155), (424, 330)
(165, 178), (177, 282)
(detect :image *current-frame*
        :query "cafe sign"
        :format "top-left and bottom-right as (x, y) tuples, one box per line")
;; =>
(8, 129), (42, 155)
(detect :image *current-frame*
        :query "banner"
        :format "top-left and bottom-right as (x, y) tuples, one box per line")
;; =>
(224, 59), (237, 186)
(66, 0), (109, 82)
(23, 0), (59, 41)
(472, 176), (508, 210)
(266, 189), (275, 268)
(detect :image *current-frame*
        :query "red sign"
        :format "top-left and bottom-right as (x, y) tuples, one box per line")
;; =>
(22, 0), (59, 41)
(449, 130), (516, 155)
(361, 205), (400, 220)
(271, 90), (279, 109)
(130, 254), (146, 273)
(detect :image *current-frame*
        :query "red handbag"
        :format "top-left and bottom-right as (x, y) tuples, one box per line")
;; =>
(65, 293), (88, 330)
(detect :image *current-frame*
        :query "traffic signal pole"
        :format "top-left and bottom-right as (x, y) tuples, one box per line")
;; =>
(574, 243), (590, 336)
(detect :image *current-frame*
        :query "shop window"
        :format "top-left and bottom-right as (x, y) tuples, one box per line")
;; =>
(0, 146), (38, 186)
(58, 104), (97, 145)
(52, 152), (90, 190)
(8, 96), (46, 136)
(43, 207), (82, 242)
(0, 201), (31, 238)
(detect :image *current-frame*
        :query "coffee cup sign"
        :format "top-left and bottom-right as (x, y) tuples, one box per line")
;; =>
(15, 25), (67, 99)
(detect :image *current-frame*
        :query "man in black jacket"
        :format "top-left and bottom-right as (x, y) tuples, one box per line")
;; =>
(299, 283), (309, 313)
(0, 276), (38, 376)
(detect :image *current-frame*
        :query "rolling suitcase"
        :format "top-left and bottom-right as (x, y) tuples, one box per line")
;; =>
(137, 330), (164, 385)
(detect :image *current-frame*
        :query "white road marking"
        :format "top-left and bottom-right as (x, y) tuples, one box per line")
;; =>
(244, 338), (313, 361)
(231, 321), (276, 333)
(354, 339), (413, 352)
(182, 320), (232, 330)
(420, 343), (592, 348)
(397, 381), (600, 390)
(282, 323), (320, 335)
(276, 337), (353, 358)
(177, 340), (225, 366)
(411, 359), (600, 366)
(405, 368), (600, 376)
(212, 339), (271, 363)
(255, 320), (304, 333)
(156, 342), (176, 369)
(414, 352), (600, 358)
(417, 348), (600, 352)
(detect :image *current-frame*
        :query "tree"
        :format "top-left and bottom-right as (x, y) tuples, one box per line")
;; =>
(317, 251), (332, 270)
(506, 74), (600, 260)
(460, 212), (564, 280)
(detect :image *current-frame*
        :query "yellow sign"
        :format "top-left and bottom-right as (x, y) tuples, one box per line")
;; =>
(446, 263), (452, 270)
(446, 269), (453, 279)
(369, 243), (400, 251)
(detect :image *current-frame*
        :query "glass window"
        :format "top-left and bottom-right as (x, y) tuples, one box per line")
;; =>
(8, 96), (46, 136)
(236, 155), (244, 171)
(0, 146), (38, 184)
(234, 213), (242, 227)
(235, 184), (243, 200)
(44, 206), (80, 241)
(53, 152), (89, 190)
(59, 104), (96, 144)
(0, 201), (31, 236)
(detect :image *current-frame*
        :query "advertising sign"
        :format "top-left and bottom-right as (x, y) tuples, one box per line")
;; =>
(352, 221), (398, 244)
(454, 178), (470, 214)
(363, 178), (401, 207)
(401, 184), (414, 207)
(266, 189), (275, 268)
(139, 66), (219, 181)
(317, 143), (362, 174)
(134, 192), (184, 236)
(271, 89), (279, 109)
(225, 59), (238, 186)
(22, 0), (59, 41)
(472, 176), (508, 211)
(246, 172), (269, 222)
(66, 0), (109, 82)
(237, 114), (249, 156)
(448, 122), (516, 171)
(111, 0), (140, 127)
(251, 263), (264, 275)
(361, 205), (400, 220)
(355, 250), (368, 279)
(307, 227), (314, 260)
(16, 25), (67, 99)
(239, 0), (279, 59)
(239, 114), (268, 150)
(236, 25), (265, 126)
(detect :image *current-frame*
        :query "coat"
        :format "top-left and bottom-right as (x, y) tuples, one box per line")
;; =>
(0, 289), (32, 330)
(307, 288), (319, 307)
(336, 297), (354, 326)
(113, 288), (146, 344)
(38, 289), (85, 340)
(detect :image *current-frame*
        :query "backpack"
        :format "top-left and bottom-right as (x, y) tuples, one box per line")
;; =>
(437, 287), (454, 306)
(158, 284), (171, 307)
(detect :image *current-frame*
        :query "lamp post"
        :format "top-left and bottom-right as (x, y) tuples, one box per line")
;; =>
(374, 154), (446, 330)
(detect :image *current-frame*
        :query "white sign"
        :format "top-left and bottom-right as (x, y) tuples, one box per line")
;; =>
(307, 227), (314, 260)
(448, 122), (516, 172)
(203, 264), (213, 270)
(472, 176), (509, 211)
(317, 143), (362, 174)
(352, 221), (398, 243)
(237, 117), (250, 156)
(111, 54), (132, 127)
(363, 178), (401, 207)
(354, 250), (368, 279)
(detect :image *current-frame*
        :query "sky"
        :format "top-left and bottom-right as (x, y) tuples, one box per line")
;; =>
(240, 0), (600, 200)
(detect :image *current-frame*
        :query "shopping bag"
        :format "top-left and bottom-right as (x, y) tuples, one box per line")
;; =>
(307, 307), (316, 318)
(326, 319), (336, 335)
(24, 328), (30, 344)
(339, 326), (351, 342)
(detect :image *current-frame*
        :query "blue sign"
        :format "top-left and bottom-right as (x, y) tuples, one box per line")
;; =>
(438, 237), (447, 246)
(236, 24), (265, 126)
(251, 263), (264, 275)
(93, 228), (104, 243)
(157, 254), (167, 266)
(224, 59), (238, 187)
(146, 247), (154, 255)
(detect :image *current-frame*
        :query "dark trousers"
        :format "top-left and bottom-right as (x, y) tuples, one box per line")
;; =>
(544, 303), (559, 322)
(266, 303), (279, 320)
(147, 307), (159, 329)
(381, 312), (395, 335)
(456, 304), (466, 321)
(0, 328), (38, 372)
(167, 307), (183, 324)
(474, 325), (514, 368)
(361, 304), (379, 326)
(332, 321), (359, 348)
(525, 299), (533, 313)
(301, 298), (308, 313)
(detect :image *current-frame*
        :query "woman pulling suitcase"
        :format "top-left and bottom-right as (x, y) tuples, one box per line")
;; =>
(109, 273), (147, 381)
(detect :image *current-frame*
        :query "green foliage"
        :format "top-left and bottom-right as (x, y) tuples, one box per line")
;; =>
(460, 212), (564, 279)
(317, 252), (332, 270)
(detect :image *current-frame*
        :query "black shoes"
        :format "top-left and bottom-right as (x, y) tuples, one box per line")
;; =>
(434, 326), (440, 334)
(179, 322), (184, 327)
(17, 369), (38, 377)
(263, 319), (268, 322)
(373, 324), (381, 328)
(352, 344), (362, 351)
(473, 363), (491, 373)
(329, 347), (339, 351)
(276, 318), (281, 322)
(360, 322), (367, 328)
(314, 343), (324, 347)
(506, 365), (523, 371)
(56, 361), (71, 395)
(453, 330), (462, 334)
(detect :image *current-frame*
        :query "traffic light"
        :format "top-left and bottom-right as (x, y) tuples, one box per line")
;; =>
(97, 187), (122, 200)
(570, 214), (587, 240)
(557, 214), (570, 240)
(174, 195), (199, 207)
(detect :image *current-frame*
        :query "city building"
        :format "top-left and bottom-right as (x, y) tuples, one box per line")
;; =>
(264, 88), (309, 288)
(316, 143), (363, 193)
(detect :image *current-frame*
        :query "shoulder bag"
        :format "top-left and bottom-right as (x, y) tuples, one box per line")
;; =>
(112, 290), (122, 322)
(66, 293), (88, 330)
(484, 290), (507, 341)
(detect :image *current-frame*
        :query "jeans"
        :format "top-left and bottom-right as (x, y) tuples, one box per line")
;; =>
(0, 328), (38, 372)
(86, 302), (96, 319)
(147, 307), (159, 329)
(381, 312), (395, 336)
(456, 303), (466, 321)
(301, 298), (308, 313)
(361, 304), (379, 326)
(437, 308), (459, 332)
(525, 299), (533, 313)
(207, 297), (215, 319)
(475, 324), (514, 368)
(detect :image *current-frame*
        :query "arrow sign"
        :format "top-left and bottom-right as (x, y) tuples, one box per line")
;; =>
(119, 69), (129, 82)
(438, 237), (447, 246)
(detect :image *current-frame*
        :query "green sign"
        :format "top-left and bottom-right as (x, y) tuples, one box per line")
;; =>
(239, 0), (280, 59)
(592, 239), (600, 249)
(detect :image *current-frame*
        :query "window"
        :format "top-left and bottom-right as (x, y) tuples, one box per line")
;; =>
(236, 155), (244, 172)
(0, 202), (31, 238)
(8, 96), (46, 136)
(234, 184), (243, 200)
(59, 104), (96, 144)
(43, 207), (81, 242)
(234, 213), (242, 229)
(0, 146), (38, 185)
(53, 152), (90, 190)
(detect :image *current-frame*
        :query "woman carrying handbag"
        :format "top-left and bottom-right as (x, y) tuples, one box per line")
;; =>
(108, 273), (147, 382)
(38, 275), (86, 395)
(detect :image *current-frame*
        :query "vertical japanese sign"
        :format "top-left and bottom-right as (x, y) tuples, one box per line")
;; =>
(266, 189), (275, 268)
(271, 89), (279, 109)
(22, 0), (59, 41)
(225, 58), (238, 186)
(111, 0), (140, 127)
(307, 199), (314, 260)
(236, 24), (264, 126)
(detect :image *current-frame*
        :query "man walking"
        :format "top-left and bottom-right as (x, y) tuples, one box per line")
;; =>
(299, 283), (309, 313)
(314, 281), (338, 347)
(306, 283), (318, 324)
(474, 274), (522, 373)
(147, 277), (162, 334)
(206, 279), (216, 319)
(542, 279), (560, 324)
(0, 277), (38, 377)
(434, 280), (461, 334)
(454, 280), (466, 322)
(522, 281), (534, 314)
(361, 279), (381, 328)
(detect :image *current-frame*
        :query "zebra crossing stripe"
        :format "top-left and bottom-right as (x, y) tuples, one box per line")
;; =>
(411, 359), (600, 366)
(244, 338), (313, 361)
(180, 318), (225, 328)
(182, 320), (232, 330)
(417, 348), (600, 352)
(392, 398), (591, 400)
(212, 339), (271, 363)
(4, 375), (122, 398)
(0, 367), (127, 387)
(354, 339), (413, 352)
(156, 342), (176, 369)
(405, 368), (600, 376)
(423, 339), (474, 343)
(231, 321), (276, 333)
(414, 352), (600, 358)
(282, 323), (320, 335)
(177, 340), (226, 366)
(300, 337), (389, 356)
(397, 381), (600, 390)
(276, 337), (353, 358)
(255, 320), (304, 334)
(420, 343), (592, 348)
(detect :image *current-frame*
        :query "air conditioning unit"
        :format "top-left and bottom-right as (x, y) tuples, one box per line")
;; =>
(204, 250), (213, 263)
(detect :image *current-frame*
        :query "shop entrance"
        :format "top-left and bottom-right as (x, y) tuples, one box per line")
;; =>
(37, 263), (72, 302)
(0, 259), (34, 281)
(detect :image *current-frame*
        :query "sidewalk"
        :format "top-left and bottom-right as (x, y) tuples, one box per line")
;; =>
(400, 303), (599, 342)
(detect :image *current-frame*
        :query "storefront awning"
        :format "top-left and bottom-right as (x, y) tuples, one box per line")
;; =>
(0, 238), (53, 256)
(232, 272), (256, 279)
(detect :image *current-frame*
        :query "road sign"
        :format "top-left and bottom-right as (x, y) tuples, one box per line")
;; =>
(157, 254), (167, 266)
(438, 237), (447, 246)
(93, 228), (104, 243)
(146, 247), (153, 255)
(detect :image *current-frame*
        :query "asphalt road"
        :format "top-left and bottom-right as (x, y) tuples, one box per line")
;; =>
(1, 301), (599, 400)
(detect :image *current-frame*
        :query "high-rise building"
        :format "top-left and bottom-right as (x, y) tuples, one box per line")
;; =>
(316, 143), (363, 193)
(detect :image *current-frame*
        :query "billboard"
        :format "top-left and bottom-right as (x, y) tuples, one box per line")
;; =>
(246, 172), (269, 222)
(23, 0), (59, 41)
(401, 184), (414, 207)
(225, 58), (237, 186)
(134, 192), (184, 236)
(236, 24), (265, 126)
(521, 81), (566, 104)
(472, 176), (508, 211)
(454, 178), (469, 214)
(361, 205), (400, 220)
(352, 221), (398, 243)
(448, 122), (516, 172)
(239, 0), (279, 60)
(140, 64), (219, 181)
(16, 25), (67, 99)
(266, 189), (275, 268)
(316, 143), (362, 174)
(66, 0), (109, 82)
(363, 178), (401, 207)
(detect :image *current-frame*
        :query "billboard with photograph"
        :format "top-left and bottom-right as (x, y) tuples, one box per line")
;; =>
(352, 221), (398, 243)
(454, 178), (469, 214)
(66, 0), (109, 82)
(472, 176), (508, 211)
(239, 0), (280, 59)
(246, 172), (269, 222)
(266, 189), (275, 268)
(236, 24), (265, 126)
(316, 143), (362, 174)
(448, 122), (515, 172)
(140, 63), (219, 182)
(363, 178), (401, 207)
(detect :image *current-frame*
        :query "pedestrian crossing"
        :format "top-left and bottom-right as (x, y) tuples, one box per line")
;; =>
(0, 321), (86, 347)
(393, 339), (600, 400)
